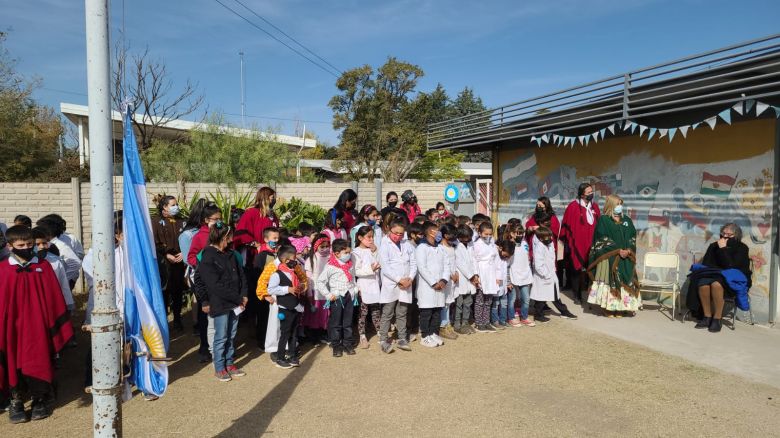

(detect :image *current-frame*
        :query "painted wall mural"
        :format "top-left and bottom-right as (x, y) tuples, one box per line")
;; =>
(496, 119), (777, 323)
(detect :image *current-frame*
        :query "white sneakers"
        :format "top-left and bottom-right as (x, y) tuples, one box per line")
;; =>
(431, 333), (444, 346)
(421, 336), (438, 348)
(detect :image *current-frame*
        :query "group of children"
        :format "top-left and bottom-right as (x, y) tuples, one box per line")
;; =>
(192, 202), (579, 375)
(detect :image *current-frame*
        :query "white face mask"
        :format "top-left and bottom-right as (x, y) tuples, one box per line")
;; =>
(613, 205), (623, 215)
(338, 253), (351, 263)
(481, 236), (492, 244)
(168, 205), (180, 216)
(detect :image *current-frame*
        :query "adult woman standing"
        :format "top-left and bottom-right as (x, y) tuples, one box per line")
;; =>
(151, 195), (186, 330)
(586, 195), (640, 317)
(234, 187), (279, 251)
(561, 183), (601, 304)
(525, 197), (562, 281)
(333, 189), (359, 232)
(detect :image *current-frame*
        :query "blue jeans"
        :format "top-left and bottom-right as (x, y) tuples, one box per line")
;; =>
(212, 311), (239, 372)
(440, 303), (450, 327)
(491, 294), (508, 324)
(514, 284), (531, 320)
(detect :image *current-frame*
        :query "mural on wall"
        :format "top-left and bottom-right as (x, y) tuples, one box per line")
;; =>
(497, 119), (776, 323)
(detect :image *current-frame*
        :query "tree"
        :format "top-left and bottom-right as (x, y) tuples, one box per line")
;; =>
(0, 31), (64, 181)
(141, 113), (298, 185)
(446, 87), (491, 163)
(113, 44), (204, 150)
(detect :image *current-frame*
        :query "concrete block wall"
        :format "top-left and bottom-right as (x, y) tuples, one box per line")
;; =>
(0, 178), (451, 250)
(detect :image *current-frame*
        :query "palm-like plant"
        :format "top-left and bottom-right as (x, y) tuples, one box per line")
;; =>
(275, 197), (326, 230)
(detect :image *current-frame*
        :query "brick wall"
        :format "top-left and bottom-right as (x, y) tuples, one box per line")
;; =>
(0, 178), (451, 249)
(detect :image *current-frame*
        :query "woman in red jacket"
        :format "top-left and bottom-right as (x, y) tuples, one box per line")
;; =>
(560, 183), (601, 305)
(234, 187), (280, 251)
(333, 189), (358, 232)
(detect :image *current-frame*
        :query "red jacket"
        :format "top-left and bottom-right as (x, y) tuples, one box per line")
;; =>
(400, 202), (422, 223)
(525, 214), (561, 260)
(187, 225), (210, 267)
(234, 207), (279, 248)
(560, 200), (601, 270)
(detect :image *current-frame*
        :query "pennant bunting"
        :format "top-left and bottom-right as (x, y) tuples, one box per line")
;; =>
(732, 101), (743, 115)
(658, 128), (668, 139)
(756, 101), (770, 116)
(584, 136), (590, 146)
(679, 125), (689, 138)
(692, 122), (700, 130)
(705, 117), (717, 129)
(591, 132), (599, 143)
(623, 121), (633, 132)
(774, 106), (780, 118)
(541, 134), (549, 144)
(607, 124), (616, 135)
(639, 125), (647, 136)
(745, 99), (755, 114)
(718, 108), (732, 125)
(647, 127), (657, 140)
(599, 128), (606, 140)
(668, 127), (677, 142)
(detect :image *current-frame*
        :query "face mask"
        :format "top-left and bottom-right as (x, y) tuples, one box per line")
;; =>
(389, 233), (403, 244)
(447, 238), (458, 246)
(438, 210), (445, 215)
(367, 219), (377, 227)
(536, 206), (544, 213)
(34, 247), (48, 260)
(268, 240), (278, 249)
(388, 201), (397, 208)
(12, 248), (34, 261)
(514, 236), (524, 244)
(541, 239), (552, 245)
(613, 205), (623, 215)
(414, 237), (423, 245)
(585, 194), (594, 202)
(285, 260), (297, 269)
(482, 236), (492, 245)
(434, 231), (443, 244)
(168, 205), (180, 216)
(318, 247), (331, 257)
(338, 253), (351, 263)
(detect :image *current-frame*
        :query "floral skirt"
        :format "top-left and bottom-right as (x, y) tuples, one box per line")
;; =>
(586, 260), (640, 312)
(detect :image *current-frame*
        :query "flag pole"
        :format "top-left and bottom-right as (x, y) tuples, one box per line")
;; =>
(85, 0), (123, 435)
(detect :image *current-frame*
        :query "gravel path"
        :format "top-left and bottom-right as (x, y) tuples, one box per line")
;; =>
(3, 317), (779, 437)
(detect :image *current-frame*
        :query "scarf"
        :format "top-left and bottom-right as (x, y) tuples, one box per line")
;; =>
(277, 261), (300, 288)
(328, 253), (353, 282)
(578, 199), (595, 225)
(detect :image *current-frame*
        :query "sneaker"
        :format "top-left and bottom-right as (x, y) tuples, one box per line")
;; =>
(455, 325), (471, 335)
(467, 325), (477, 334)
(535, 315), (550, 323)
(492, 322), (507, 330)
(332, 346), (343, 358)
(215, 370), (232, 381)
(431, 333), (444, 346)
(396, 340), (412, 351)
(509, 319), (522, 327)
(358, 336), (370, 349)
(144, 394), (159, 401)
(9, 400), (28, 424)
(275, 359), (294, 369)
(439, 327), (457, 340)
(520, 319), (536, 327)
(269, 352), (278, 362)
(420, 336), (438, 348)
(560, 311), (578, 320)
(226, 365), (246, 377)
(380, 341), (395, 353)
(344, 346), (357, 355)
(446, 324), (459, 339)
(31, 397), (54, 421)
(487, 323), (500, 331)
(288, 357), (301, 367)
(408, 332), (418, 343)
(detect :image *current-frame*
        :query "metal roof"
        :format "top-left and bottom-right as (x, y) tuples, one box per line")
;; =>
(428, 33), (780, 151)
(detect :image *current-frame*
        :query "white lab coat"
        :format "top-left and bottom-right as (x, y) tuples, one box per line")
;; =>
(378, 235), (417, 304)
(83, 246), (126, 325)
(353, 246), (381, 304)
(509, 240), (533, 287)
(51, 236), (83, 283)
(454, 241), (477, 296)
(495, 256), (509, 297)
(531, 235), (559, 302)
(414, 242), (449, 309)
(46, 254), (74, 309)
(441, 244), (457, 304)
(473, 238), (498, 295)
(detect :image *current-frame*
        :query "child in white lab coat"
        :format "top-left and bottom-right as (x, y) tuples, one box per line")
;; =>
(490, 240), (515, 329)
(415, 221), (451, 348)
(378, 219), (417, 353)
(472, 222), (498, 332)
(353, 226), (382, 349)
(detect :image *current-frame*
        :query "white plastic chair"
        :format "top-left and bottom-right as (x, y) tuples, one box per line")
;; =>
(638, 252), (680, 320)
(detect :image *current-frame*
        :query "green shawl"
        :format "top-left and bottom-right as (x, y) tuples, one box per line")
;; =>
(587, 214), (639, 297)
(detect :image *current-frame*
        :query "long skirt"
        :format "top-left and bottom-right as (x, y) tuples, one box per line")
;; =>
(586, 259), (640, 312)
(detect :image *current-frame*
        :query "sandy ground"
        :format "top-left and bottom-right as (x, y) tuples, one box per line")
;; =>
(2, 314), (780, 437)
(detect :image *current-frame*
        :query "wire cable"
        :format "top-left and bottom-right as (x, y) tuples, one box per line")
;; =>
(212, 0), (341, 78)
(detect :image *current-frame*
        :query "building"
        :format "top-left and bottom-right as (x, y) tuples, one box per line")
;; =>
(428, 34), (780, 325)
(60, 102), (314, 167)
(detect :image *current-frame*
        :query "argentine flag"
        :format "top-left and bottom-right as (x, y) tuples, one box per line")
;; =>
(122, 108), (169, 397)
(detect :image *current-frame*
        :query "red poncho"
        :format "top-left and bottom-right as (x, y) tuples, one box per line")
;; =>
(0, 258), (74, 391)
(560, 200), (601, 271)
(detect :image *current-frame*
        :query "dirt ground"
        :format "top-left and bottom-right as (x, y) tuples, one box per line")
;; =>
(3, 314), (779, 437)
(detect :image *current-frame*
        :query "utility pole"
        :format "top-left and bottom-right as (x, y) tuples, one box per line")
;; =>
(240, 51), (246, 127)
(85, 0), (122, 436)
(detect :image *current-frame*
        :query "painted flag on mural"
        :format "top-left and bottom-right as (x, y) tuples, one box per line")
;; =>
(122, 108), (169, 397)
(501, 152), (537, 200)
(538, 169), (562, 198)
(636, 182), (659, 203)
(700, 172), (737, 197)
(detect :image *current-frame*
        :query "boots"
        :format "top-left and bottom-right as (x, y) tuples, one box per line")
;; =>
(708, 318), (722, 333)
(31, 396), (54, 421)
(695, 317), (712, 329)
(9, 398), (28, 424)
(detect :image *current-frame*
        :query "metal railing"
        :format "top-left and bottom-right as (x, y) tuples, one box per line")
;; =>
(428, 33), (780, 150)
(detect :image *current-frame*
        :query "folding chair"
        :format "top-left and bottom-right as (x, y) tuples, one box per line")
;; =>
(638, 252), (680, 321)
(720, 259), (755, 330)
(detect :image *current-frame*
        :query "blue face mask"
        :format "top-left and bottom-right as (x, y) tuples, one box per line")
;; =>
(169, 205), (180, 216)
(434, 231), (443, 244)
(268, 240), (278, 248)
(613, 205), (623, 215)
(367, 219), (377, 227)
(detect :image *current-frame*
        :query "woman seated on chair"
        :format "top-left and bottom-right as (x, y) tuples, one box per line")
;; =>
(585, 194), (641, 317)
(694, 223), (751, 333)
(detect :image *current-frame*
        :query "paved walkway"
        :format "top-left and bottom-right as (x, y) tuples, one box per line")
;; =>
(561, 293), (780, 389)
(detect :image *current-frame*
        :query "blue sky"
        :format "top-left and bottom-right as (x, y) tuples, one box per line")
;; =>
(2, 0), (779, 146)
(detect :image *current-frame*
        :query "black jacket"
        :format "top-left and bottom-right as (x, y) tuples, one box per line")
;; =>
(701, 240), (751, 281)
(196, 246), (248, 317)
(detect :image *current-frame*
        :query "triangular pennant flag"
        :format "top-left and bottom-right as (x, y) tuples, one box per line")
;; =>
(569, 137), (576, 148)
(705, 117), (717, 129)
(647, 127), (657, 140)
(591, 132), (599, 143)
(553, 134), (559, 143)
(732, 101), (743, 115)
(756, 101), (770, 116)
(623, 121), (633, 132)
(607, 124), (616, 135)
(692, 122), (700, 130)
(630, 123), (638, 134)
(578, 135), (585, 145)
(599, 128), (606, 140)
(541, 134), (549, 144)
(668, 127), (677, 142)
(531, 135), (537, 145)
(658, 128), (668, 138)
(745, 99), (755, 114)
(584, 136), (590, 146)
(773, 106), (780, 118)
(557, 136), (564, 146)
(718, 108), (731, 125)
(680, 125), (689, 138)
(639, 125), (647, 136)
